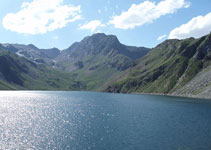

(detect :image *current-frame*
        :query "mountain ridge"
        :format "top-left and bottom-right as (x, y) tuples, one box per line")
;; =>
(1, 32), (211, 99)
(54, 33), (150, 90)
(0, 50), (85, 90)
(0, 33), (150, 90)
(105, 32), (211, 99)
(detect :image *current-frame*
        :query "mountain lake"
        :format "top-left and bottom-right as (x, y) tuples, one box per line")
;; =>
(0, 91), (211, 150)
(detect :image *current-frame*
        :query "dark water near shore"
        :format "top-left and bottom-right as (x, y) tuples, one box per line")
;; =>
(0, 91), (211, 150)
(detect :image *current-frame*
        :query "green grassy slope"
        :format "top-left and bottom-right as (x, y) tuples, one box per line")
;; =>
(56, 33), (149, 90)
(0, 51), (84, 90)
(105, 33), (211, 94)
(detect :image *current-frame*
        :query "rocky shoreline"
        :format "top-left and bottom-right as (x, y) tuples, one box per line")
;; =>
(131, 92), (211, 100)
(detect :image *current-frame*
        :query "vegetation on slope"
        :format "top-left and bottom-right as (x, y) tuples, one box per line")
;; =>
(105, 33), (211, 94)
(0, 51), (84, 90)
(56, 33), (150, 90)
(1, 32), (211, 98)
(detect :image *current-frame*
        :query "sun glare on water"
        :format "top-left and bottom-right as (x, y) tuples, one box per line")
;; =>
(0, 91), (45, 98)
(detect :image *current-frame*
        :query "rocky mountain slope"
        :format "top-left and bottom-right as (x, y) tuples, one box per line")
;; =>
(0, 43), (60, 65)
(0, 50), (84, 90)
(1, 32), (211, 99)
(0, 33), (149, 91)
(55, 33), (150, 90)
(105, 32), (211, 99)
(172, 62), (211, 99)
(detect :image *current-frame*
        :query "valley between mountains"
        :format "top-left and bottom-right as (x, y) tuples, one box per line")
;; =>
(1, 32), (211, 99)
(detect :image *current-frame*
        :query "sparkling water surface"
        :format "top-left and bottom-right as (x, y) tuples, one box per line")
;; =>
(0, 91), (211, 150)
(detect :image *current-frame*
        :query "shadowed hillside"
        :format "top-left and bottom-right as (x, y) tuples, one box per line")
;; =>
(0, 51), (84, 90)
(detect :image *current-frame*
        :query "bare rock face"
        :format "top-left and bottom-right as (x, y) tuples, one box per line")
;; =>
(173, 65), (211, 99)
(56, 33), (150, 71)
(1, 44), (60, 64)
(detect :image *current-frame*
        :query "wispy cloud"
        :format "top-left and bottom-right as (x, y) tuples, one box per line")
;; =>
(79, 20), (105, 32)
(2, 0), (81, 34)
(157, 34), (167, 41)
(109, 0), (190, 29)
(169, 12), (211, 39)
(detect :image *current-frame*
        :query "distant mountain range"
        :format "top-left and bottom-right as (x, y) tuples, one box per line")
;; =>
(0, 51), (84, 90)
(0, 33), (149, 90)
(0, 43), (60, 64)
(1, 32), (211, 99)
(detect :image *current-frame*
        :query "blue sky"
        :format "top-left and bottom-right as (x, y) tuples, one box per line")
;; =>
(0, 0), (211, 50)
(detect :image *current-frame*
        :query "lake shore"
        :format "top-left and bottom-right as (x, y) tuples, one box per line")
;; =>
(130, 92), (211, 100)
(0, 90), (211, 100)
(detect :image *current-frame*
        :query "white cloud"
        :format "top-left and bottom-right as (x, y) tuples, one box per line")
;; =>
(79, 20), (105, 32)
(169, 12), (211, 39)
(109, 0), (190, 29)
(2, 0), (81, 34)
(157, 34), (167, 41)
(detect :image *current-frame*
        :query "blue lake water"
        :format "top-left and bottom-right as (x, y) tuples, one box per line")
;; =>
(0, 91), (211, 150)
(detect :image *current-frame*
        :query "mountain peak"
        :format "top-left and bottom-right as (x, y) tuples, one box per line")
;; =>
(81, 33), (119, 44)
(57, 33), (150, 74)
(64, 33), (122, 55)
(27, 44), (38, 50)
(90, 33), (107, 38)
